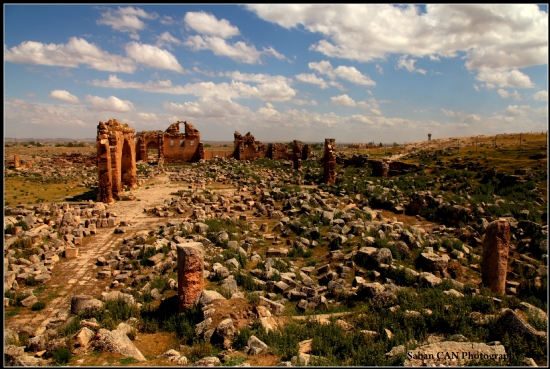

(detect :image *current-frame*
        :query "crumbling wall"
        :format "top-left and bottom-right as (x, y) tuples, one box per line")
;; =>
(135, 121), (204, 164)
(323, 138), (337, 184)
(266, 143), (289, 160)
(292, 140), (303, 170)
(96, 119), (137, 203)
(369, 159), (390, 177)
(233, 131), (267, 161)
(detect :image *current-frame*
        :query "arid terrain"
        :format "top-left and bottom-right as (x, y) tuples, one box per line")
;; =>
(4, 132), (548, 367)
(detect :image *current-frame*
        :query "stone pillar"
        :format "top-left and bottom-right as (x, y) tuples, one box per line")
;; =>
(481, 219), (510, 294)
(292, 140), (303, 170)
(13, 155), (20, 169)
(323, 139), (337, 184)
(177, 242), (205, 311)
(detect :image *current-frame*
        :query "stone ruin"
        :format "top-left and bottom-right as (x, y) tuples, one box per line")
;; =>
(323, 138), (337, 184)
(370, 159), (390, 177)
(482, 218), (510, 294)
(135, 121), (204, 164)
(265, 142), (289, 160)
(232, 131), (311, 165)
(177, 242), (204, 311)
(232, 131), (268, 161)
(292, 140), (303, 170)
(348, 143), (365, 148)
(96, 119), (137, 204)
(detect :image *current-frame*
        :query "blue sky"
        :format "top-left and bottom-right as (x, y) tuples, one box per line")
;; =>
(4, 4), (548, 143)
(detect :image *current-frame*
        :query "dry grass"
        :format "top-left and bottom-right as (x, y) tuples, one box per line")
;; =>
(4, 177), (91, 206)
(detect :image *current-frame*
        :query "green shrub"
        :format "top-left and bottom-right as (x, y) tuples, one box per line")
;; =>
(31, 301), (46, 311)
(52, 347), (72, 365)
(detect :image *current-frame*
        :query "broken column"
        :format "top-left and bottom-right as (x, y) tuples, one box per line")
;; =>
(370, 159), (390, 177)
(13, 155), (20, 169)
(177, 242), (205, 311)
(292, 140), (303, 170)
(323, 139), (337, 184)
(482, 218), (510, 294)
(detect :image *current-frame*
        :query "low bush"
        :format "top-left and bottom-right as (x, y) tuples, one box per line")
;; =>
(31, 301), (46, 311)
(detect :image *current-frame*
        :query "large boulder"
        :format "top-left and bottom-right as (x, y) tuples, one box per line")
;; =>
(481, 219), (510, 294)
(92, 328), (146, 362)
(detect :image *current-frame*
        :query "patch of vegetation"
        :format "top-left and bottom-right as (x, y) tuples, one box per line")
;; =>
(52, 347), (72, 365)
(31, 301), (46, 311)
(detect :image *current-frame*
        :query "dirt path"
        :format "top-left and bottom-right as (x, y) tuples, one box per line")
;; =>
(6, 173), (190, 336)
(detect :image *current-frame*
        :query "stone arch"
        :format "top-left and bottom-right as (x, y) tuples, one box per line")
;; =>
(121, 138), (136, 188)
(146, 140), (160, 164)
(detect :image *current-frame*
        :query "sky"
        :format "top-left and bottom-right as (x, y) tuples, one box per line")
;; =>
(4, 4), (548, 143)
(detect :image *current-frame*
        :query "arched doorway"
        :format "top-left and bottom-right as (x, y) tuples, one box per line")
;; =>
(146, 140), (160, 164)
(121, 139), (133, 186)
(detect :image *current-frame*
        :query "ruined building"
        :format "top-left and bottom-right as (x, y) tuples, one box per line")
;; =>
(323, 138), (337, 184)
(232, 131), (268, 161)
(96, 119), (137, 203)
(292, 140), (303, 170)
(135, 121), (204, 164)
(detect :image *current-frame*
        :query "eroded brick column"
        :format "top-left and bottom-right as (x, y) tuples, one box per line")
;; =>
(14, 155), (20, 169)
(177, 242), (205, 311)
(323, 138), (337, 184)
(482, 218), (510, 294)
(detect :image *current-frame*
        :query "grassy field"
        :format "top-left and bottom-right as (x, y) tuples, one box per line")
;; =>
(4, 177), (94, 206)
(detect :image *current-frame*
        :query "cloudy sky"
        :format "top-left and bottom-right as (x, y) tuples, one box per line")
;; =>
(4, 4), (548, 143)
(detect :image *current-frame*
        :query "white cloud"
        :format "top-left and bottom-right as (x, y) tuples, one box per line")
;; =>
(155, 32), (182, 48)
(89, 74), (296, 102)
(184, 11), (240, 38)
(220, 71), (292, 84)
(497, 89), (509, 98)
(137, 112), (157, 119)
(333, 65), (376, 86)
(4, 98), (87, 127)
(295, 73), (329, 89)
(397, 56), (427, 74)
(4, 37), (136, 73)
(476, 69), (535, 89)
(533, 90), (548, 102)
(505, 104), (531, 117)
(247, 4), (547, 84)
(184, 35), (270, 64)
(441, 108), (458, 117)
(164, 97), (251, 118)
(308, 60), (375, 86)
(376, 64), (384, 74)
(125, 42), (184, 73)
(292, 99), (318, 106)
(97, 6), (158, 39)
(49, 90), (79, 104)
(25, 93), (36, 98)
(331, 94), (356, 106)
(429, 54), (440, 61)
(160, 15), (175, 25)
(85, 95), (134, 112)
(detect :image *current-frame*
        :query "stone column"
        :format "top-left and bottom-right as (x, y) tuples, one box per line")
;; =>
(481, 218), (510, 294)
(323, 139), (337, 184)
(14, 155), (20, 169)
(292, 140), (303, 170)
(177, 242), (205, 311)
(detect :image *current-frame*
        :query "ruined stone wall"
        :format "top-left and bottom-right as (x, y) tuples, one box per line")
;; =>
(233, 131), (267, 161)
(266, 143), (290, 160)
(323, 138), (337, 184)
(292, 140), (303, 170)
(96, 119), (137, 203)
(302, 144), (311, 160)
(388, 161), (421, 175)
(369, 159), (390, 177)
(135, 121), (204, 164)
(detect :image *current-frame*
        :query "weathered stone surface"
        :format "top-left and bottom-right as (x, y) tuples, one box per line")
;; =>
(482, 219), (510, 294)
(177, 242), (205, 311)
(493, 308), (546, 339)
(195, 290), (226, 309)
(74, 327), (95, 348)
(193, 356), (221, 366)
(323, 138), (337, 184)
(93, 328), (146, 362)
(419, 252), (449, 272)
(247, 335), (269, 355)
(96, 119), (137, 203)
(404, 341), (507, 366)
